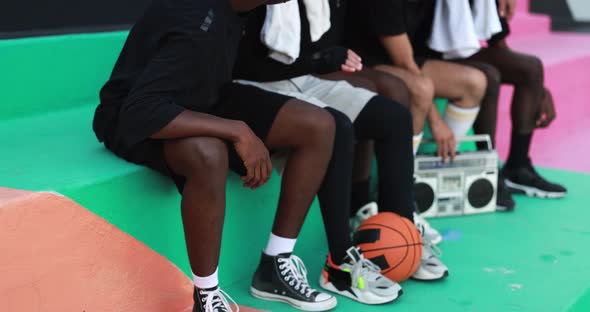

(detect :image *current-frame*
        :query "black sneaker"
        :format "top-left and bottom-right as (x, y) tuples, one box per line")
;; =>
(502, 163), (567, 199)
(250, 252), (337, 311)
(496, 172), (516, 212)
(193, 286), (236, 312)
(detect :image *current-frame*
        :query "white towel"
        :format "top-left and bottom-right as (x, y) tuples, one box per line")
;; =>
(472, 0), (503, 40)
(428, 0), (502, 60)
(261, 0), (331, 64)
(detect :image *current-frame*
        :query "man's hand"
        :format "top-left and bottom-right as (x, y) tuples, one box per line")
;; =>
(312, 47), (363, 74)
(430, 119), (456, 163)
(498, 0), (516, 21)
(536, 88), (556, 128)
(233, 123), (272, 189)
(342, 49), (363, 73)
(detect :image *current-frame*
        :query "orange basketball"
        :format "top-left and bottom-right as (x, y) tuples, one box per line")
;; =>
(354, 212), (422, 283)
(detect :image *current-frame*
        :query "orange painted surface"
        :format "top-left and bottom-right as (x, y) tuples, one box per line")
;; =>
(0, 188), (262, 312)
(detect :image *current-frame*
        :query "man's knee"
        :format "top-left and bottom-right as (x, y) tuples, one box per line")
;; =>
(368, 95), (413, 136)
(464, 68), (487, 103)
(522, 56), (544, 86)
(374, 72), (412, 108)
(164, 137), (229, 177)
(411, 75), (435, 113)
(480, 64), (501, 90)
(292, 100), (337, 145)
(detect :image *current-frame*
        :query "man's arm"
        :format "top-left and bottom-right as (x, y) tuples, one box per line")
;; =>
(151, 110), (245, 141)
(379, 33), (421, 75)
(152, 110), (272, 190)
(497, 0), (516, 21)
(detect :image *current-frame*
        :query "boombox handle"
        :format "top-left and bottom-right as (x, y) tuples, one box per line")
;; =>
(422, 134), (494, 151)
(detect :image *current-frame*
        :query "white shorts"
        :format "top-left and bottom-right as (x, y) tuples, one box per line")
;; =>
(235, 75), (377, 122)
(236, 75), (377, 174)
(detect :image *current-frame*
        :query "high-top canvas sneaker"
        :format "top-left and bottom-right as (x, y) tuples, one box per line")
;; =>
(250, 252), (337, 311)
(193, 286), (236, 312)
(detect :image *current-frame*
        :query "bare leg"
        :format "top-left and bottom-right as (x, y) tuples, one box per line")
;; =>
(421, 60), (487, 109)
(374, 65), (434, 134)
(164, 137), (230, 277)
(467, 46), (545, 133)
(264, 99), (336, 238)
(453, 60), (502, 148)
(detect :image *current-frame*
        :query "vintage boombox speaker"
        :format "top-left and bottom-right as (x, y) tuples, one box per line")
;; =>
(414, 135), (498, 218)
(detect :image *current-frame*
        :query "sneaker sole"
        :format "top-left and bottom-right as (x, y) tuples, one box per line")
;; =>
(505, 179), (566, 199)
(318, 276), (402, 305)
(411, 269), (449, 282)
(250, 287), (337, 311)
(496, 203), (515, 212)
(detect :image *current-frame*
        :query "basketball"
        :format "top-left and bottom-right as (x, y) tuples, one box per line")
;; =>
(354, 212), (423, 283)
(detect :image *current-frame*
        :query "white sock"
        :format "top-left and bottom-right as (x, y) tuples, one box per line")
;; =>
(443, 103), (481, 138)
(413, 132), (424, 156)
(264, 233), (297, 256)
(193, 267), (219, 289)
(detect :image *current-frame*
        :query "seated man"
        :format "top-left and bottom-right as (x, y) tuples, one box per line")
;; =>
(234, 0), (449, 298)
(92, 0), (339, 311)
(314, 0), (444, 246)
(345, 0), (489, 163)
(453, 0), (567, 209)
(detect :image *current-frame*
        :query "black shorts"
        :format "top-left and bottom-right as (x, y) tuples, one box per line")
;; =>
(123, 83), (292, 192)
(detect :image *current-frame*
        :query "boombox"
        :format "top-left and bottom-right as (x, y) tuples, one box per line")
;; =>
(414, 135), (498, 218)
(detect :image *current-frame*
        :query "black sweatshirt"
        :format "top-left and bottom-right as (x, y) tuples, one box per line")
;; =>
(94, 0), (245, 154)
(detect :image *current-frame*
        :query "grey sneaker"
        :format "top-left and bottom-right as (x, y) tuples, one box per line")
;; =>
(319, 247), (402, 304)
(414, 212), (443, 245)
(411, 243), (449, 281)
(350, 202), (379, 233)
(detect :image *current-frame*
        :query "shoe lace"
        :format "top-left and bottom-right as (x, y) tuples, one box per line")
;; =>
(278, 255), (315, 298)
(414, 212), (431, 229)
(350, 253), (384, 284)
(200, 288), (238, 312)
(424, 241), (443, 259)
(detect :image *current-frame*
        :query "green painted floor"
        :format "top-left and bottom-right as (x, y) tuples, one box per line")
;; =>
(224, 169), (590, 312)
(2, 105), (589, 311)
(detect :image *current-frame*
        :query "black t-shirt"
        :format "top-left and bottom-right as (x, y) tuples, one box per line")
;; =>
(345, 0), (436, 66)
(94, 0), (244, 152)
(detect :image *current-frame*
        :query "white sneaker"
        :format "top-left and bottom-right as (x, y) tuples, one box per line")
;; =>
(413, 212), (442, 245)
(411, 243), (449, 281)
(350, 202), (379, 232)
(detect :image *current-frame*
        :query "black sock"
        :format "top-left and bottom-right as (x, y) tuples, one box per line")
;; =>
(506, 131), (532, 169)
(350, 179), (371, 217)
(317, 108), (356, 265)
(353, 96), (415, 222)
